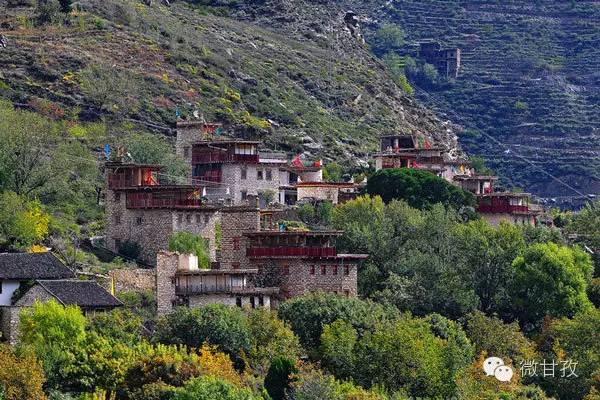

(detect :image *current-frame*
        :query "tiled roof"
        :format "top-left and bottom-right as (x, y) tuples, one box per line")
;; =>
(37, 280), (122, 309)
(0, 252), (75, 280)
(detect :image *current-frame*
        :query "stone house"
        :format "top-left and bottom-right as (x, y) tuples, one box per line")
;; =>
(104, 162), (220, 265)
(219, 205), (367, 299)
(156, 252), (279, 316)
(176, 122), (358, 206)
(374, 134), (540, 226)
(154, 202), (366, 315)
(419, 41), (461, 78)
(176, 121), (287, 206)
(0, 252), (121, 344)
(374, 134), (448, 178)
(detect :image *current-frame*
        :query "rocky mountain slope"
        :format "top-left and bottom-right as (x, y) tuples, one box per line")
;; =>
(337, 0), (600, 198)
(0, 0), (462, 171)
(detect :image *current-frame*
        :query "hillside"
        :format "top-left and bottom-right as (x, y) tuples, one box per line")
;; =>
(336, 0), (600, 198)
(0, 0), (462, 171)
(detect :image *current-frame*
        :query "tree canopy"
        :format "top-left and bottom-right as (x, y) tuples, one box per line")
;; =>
(366, 168), (475, 210)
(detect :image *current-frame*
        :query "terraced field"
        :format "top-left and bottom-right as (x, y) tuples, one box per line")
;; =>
(353, 0), (600, 197)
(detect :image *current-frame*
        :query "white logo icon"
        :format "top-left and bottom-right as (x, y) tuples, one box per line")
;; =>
(483, 356), (513, 382)
(494, 365), (514, 382)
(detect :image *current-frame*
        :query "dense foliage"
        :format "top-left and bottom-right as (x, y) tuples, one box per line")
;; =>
(367, 168), (475, 210)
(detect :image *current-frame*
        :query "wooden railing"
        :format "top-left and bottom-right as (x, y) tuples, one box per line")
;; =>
(246, 247), (337, 258)
(192, 153), (259, 164)
(176, 284), (250, 295)
(477, 204), (530, 214)
(126, 193), (202, 209)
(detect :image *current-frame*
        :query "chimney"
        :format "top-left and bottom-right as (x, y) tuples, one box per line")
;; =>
(178, 253), (199, 271)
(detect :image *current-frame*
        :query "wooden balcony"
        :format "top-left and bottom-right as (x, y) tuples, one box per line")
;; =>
(192, 153), (259, 164)
(477, 204), (530, 214)
(108, 174), (158, 189)
(126, 193), (203, 209)
(246, 247), (337, 258)
(176, 284), (249, 295)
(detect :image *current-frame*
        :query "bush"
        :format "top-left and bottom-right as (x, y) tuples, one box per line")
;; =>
(173, 376), (261, 400)
(168, 231), (211, 268)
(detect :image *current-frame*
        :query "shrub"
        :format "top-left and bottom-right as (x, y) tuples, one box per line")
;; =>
(168, 231), (211, 268)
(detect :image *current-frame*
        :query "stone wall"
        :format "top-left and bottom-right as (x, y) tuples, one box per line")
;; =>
(0, 306), (21, 345)
(172, 209), (220, 260)
(297, 185), (339, 203)
(220, 206), (260, 270)
(105, 189), (174, 265)
(222, 164), (282, 205)
(187, 293), (271, 309)
(15, 284), (54, 306)
(156, 251), (179, 316)
(105, 188), (219, 265)
(175, 122), (203, 176)
(109, 268), (156, 293)
(481, 213), (535, 227)
(249, 258), (358, 298)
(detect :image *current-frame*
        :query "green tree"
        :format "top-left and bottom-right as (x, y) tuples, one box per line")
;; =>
(87, 308), (144, 346)
(511, 242), (593, 327)
(374, 204), (479, 318)
(119, 132), (187, 184)
(0, 191), (50, 250)
(566, 200), (600, 274)
(153, 305), (252, 368)
(319, 320), (358, 380)
(454, 220), (526, 313)
(469, 156), (494, 175)
(289, 365), (388, 400)
(168, 231), (211, 268)
(0, 100), (59, 196)
(465, 311), (537, 364)
(332, 195), (395, 295)
(538, 308), (600, 400)
(322, 162), (343, 182)
(264, 357), (297, 400)
(354, 317), (464, 397)
(366, 168), (475, 210)
(18, 300), (89, 392)
(246, 308), (301, 376)
(173, 376), (261, 400)
(370, 24), (405, 56)
(277, 292), (397, 350)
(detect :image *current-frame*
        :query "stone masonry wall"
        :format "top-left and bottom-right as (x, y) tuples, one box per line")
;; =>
(105, 188), (219, 265)
(220, 206), (261, 270)
(105, 192), (174, 265)
(109, 268), (156, 293)
(297, 186), (339, 204)
(482, 213), (535, 227)
(175, 123), (202, 177)
(156, 251), (179, 316)
(249, 258), (358, 299)
(0, 307), (22, 345)
(222, 164), (282, 205)
(172, 209), (220, 260)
